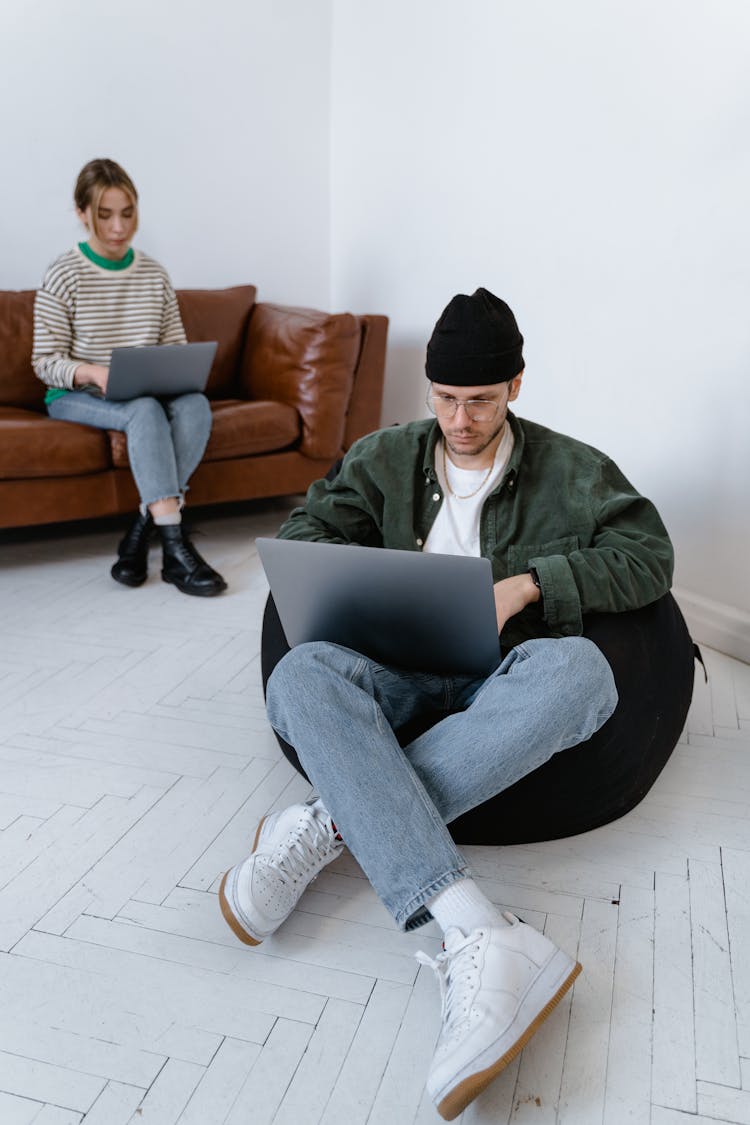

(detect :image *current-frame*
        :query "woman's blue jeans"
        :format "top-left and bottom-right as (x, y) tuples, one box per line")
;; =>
(266, 637), (618, 930)
(48, 391), (212, 508)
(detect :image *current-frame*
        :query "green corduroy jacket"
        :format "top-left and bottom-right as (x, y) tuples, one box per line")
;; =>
(278, 411), (674, 651)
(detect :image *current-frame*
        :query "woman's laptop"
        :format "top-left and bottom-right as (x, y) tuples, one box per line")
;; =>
(105, 342), (217, 401)
(256, 537), (500, 676)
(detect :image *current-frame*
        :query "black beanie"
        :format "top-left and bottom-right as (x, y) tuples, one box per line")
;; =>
(425, 287), (524, 385)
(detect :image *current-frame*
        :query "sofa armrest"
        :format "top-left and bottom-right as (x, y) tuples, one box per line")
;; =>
(240, 302), (363, 461)
(343, 314), (388, 450)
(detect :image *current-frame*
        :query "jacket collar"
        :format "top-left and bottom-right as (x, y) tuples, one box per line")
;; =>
(421, 409), (526, 490)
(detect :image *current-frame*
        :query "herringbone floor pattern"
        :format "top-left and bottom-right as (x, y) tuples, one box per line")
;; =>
(1, 501), (748, 1124)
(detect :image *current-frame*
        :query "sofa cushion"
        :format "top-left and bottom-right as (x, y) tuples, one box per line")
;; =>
(177, 286), (257, 399)
(241, 304), (360, 460)
(0, 291), (44, 411)
(108, 399), (300, 468)
(204, 400), (300, 461)
(0, 407), (111, 479)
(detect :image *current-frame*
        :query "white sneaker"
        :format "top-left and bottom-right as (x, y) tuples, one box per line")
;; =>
(219, 798), (343, 945)
(417, 912), (581, 1121)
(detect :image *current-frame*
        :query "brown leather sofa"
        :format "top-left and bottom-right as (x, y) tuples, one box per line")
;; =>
(0, 285), (387, 530)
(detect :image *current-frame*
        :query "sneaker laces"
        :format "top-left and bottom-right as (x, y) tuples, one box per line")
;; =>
(416, 928), (485, 1042)
(269, 810), (340, 888)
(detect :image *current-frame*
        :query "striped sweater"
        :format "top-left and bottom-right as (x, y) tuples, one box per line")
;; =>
(32, 245), (187, 393)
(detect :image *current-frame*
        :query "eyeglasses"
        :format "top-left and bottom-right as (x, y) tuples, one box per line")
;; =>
(426, 389), (503, 423)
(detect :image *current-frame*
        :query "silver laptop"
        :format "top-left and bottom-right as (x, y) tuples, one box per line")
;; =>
(256, 537), (500, 676)
(105, 342), (217, 401)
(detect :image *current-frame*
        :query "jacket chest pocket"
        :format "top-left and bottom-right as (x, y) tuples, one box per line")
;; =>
(507, 535), (580, 574)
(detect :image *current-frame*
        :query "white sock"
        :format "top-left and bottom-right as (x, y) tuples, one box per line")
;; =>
(428, 878), (503, 936)
(153, 512), (181, 526)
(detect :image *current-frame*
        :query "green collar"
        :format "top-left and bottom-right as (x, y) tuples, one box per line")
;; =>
(78, 241), (135, 271)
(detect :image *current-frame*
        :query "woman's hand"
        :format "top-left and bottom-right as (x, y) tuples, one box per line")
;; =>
(493, 573), (541, 635)
(73, 363), (109, 393)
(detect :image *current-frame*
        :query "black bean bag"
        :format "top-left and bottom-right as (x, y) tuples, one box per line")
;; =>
(260, 590), (696, 845)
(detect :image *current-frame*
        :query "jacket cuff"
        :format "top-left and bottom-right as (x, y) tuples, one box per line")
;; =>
(528, 554), (583, 637)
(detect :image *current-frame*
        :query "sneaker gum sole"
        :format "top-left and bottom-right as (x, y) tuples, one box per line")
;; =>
(436, 958), (582, 1122)
(217, 817), (267, 947)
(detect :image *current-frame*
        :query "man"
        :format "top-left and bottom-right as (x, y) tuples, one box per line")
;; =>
(219, 289), (673, 1119)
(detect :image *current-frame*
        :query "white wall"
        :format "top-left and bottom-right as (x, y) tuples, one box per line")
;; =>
(1, 0), (332, 305)
(331, 0), (750, 659)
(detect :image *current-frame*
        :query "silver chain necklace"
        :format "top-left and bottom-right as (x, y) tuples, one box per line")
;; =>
(442, 441), (493, 500)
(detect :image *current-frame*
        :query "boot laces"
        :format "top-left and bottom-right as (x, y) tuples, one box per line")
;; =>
(271, 811), (339, 887)
(416, 930), (484, 1041)
(173, 535), (207, 570)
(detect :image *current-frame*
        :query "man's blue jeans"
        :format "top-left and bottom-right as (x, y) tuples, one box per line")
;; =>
(267, 637), (618, 930)
(48, 391), (211, 508)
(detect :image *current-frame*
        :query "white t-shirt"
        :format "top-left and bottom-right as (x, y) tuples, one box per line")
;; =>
(424, 424), (515, 557)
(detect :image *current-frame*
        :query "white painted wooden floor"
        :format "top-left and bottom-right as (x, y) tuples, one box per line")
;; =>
(1, 500), (749, 1125)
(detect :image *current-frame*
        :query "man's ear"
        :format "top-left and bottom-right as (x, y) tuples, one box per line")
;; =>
(507, 370), (524, 402)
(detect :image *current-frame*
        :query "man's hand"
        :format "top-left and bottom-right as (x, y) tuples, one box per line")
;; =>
(73, 363), (109, 393)
(493, 573), (541, 635)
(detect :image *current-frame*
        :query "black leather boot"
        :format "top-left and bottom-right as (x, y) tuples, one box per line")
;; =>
(111, 511), (153, 587)
(159, 524), (227, 597)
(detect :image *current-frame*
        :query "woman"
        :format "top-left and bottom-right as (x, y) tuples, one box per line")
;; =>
(32, 158), (226, 596)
